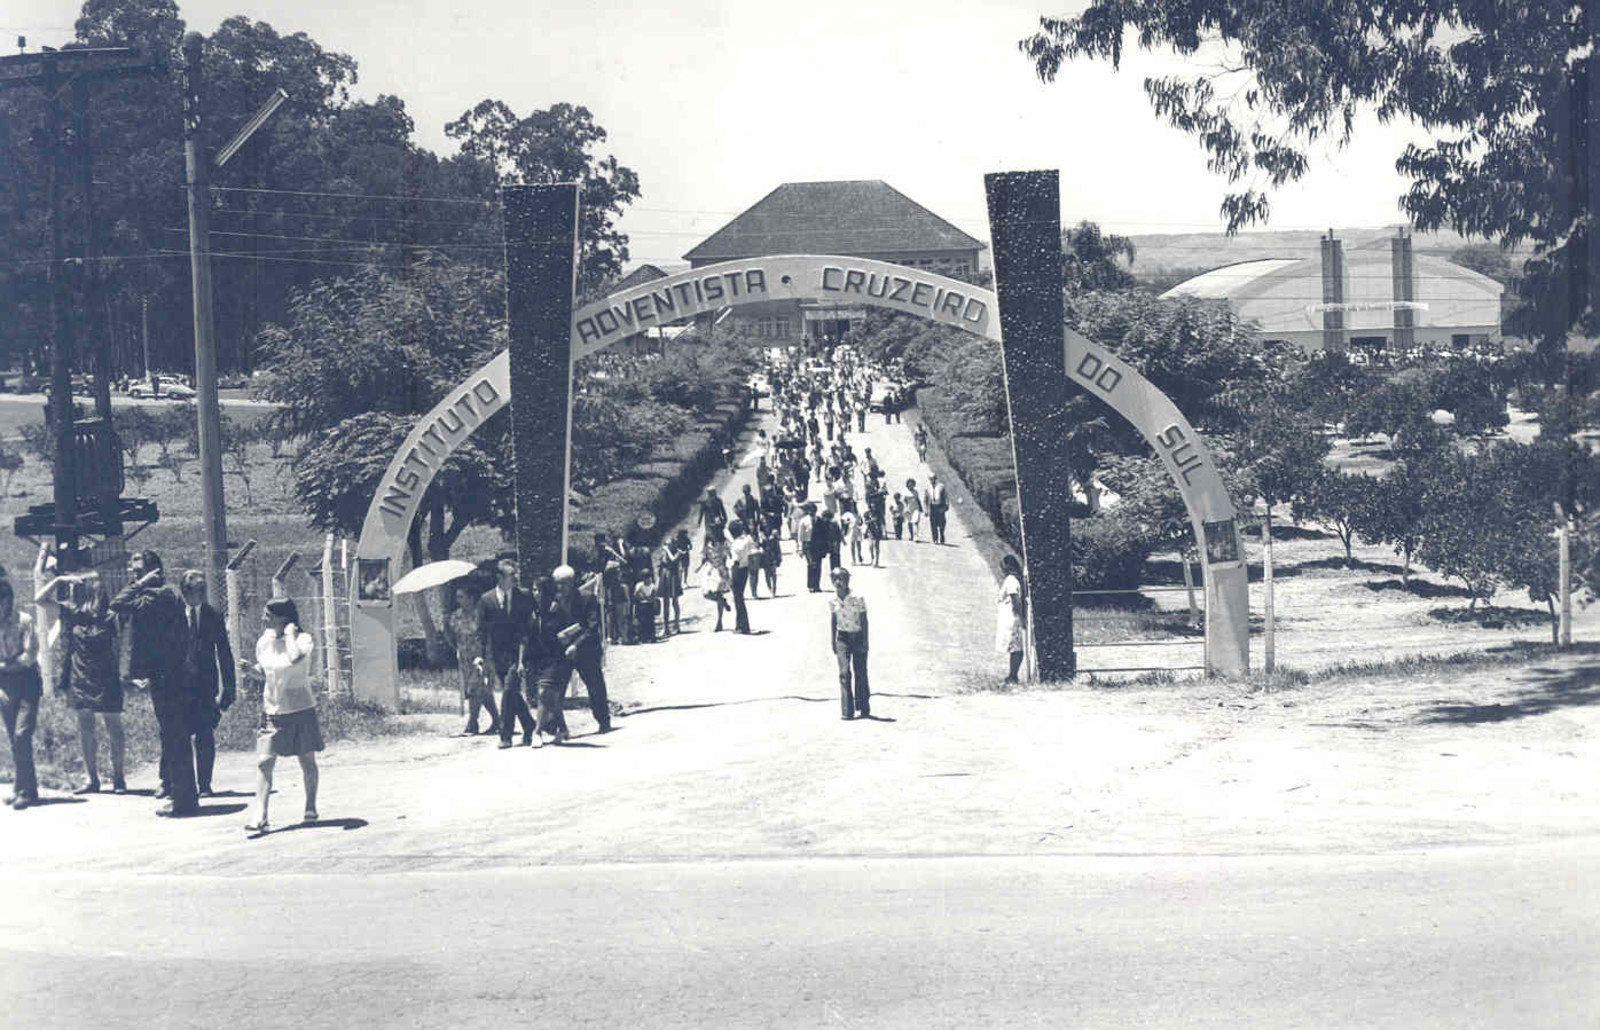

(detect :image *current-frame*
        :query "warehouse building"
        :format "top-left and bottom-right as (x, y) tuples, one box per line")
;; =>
(1161, 229), (1504, 360)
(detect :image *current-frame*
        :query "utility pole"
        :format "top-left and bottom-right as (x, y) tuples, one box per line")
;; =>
(181, 33), (228, 603)
(44, 53), (76, 569)
(181, 34), (285, 605)
(0, 46), (162, 571)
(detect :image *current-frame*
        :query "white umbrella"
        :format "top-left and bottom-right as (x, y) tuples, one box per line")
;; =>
(391, 559), (480, 596)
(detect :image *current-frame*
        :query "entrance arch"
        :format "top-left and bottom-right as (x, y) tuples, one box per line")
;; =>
(350, 256), (1250, 707)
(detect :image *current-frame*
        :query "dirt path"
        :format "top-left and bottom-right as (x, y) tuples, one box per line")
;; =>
(7, 393), (1598, 877)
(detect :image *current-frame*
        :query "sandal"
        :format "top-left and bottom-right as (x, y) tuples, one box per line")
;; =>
(244, 818), (270, 835)
(302, 809), (319, 823)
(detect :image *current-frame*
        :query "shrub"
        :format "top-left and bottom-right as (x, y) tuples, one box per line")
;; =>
(1072, 513), (1158, 590)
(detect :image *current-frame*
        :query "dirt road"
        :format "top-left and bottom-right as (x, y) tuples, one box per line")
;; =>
(5, 408), (1599, 877)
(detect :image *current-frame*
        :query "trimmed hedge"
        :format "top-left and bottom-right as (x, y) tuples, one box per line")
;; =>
(568, 396), (750, 557)
(913, 383), (1152, 590)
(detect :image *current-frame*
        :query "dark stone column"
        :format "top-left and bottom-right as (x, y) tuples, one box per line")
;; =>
(502, 183), (580, 583)
(984, 170), (1075, 680)
(1320, 231), (1346, 354)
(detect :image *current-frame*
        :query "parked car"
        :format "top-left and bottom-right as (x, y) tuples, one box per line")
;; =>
(159, 380), (195, 399)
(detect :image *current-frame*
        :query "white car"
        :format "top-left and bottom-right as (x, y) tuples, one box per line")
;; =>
(159, 380), (196, 399)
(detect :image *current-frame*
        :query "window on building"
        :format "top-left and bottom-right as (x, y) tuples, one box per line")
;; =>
(754, 317), (791, 339)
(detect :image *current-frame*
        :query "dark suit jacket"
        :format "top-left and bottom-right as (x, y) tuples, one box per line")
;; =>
(183, 602), (237, 717)
(477, 586), (534, 679)
(109, 576), (187, 682)
(536, 593), (603, 667)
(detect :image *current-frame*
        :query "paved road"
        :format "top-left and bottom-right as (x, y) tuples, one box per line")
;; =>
(4, 844), (1596, 1028)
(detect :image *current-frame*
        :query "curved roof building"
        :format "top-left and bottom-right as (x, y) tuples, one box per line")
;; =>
(1161, 231), (1504, 357)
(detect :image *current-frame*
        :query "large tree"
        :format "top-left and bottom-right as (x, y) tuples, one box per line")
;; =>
(1022, 1), (1598, 349)
(445, 100), (641, 294)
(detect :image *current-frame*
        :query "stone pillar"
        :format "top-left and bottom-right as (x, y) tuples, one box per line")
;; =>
(984, 169), (1075, 681)
(1320, 231), (1346, 354)
(1391, 227), (1415, 353)
(502, 183), (581, 583)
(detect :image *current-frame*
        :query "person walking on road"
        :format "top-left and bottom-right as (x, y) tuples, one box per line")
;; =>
(799, 503), (822, 592)
(829, 568), (870, 720)
(478, 560), (536, 749)
(728, 521), (755, 634)
(525, 576), (570, 744)
(902, 480), (924, 542)
(178, 570), (237, 797)
(541, 566), (610, 738)
(111, 550), (196, 817)
(38, 567), (125, 794)
(657, 538), (684, 636)
(997, 555), (1028, 683)
(914, 423), (929, 464)
(446, 583), (499, 736)
(0, 579), (41, 809)
(245, 598), (322, 834)
(925, 474), (950, 545)
(760, 510), (783, 596)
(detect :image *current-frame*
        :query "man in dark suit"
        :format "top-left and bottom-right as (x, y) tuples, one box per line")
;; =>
(476, 559), (536, 748)
(537, 565), (610, 736)
(178, 570), (236, 797)
(110, 549), (195, 817)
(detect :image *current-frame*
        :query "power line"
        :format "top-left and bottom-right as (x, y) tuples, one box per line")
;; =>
(209, 184), (498, 207)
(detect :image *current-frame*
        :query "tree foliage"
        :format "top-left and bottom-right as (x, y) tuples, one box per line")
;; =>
(445, 100), (640, 294)
(0, 1), (639, 379)
(1022, 1), (1598, 346)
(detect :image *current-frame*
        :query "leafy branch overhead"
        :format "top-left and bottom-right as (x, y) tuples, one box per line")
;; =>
(1021, 1), (1597, 342)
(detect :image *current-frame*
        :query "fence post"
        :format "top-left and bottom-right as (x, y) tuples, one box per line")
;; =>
(1181, 553), (1200, 629)
(272, 553), (298, 599)
(322, 532), (341, 695)
(225, 539), (257, 672)
(1558, 511), (1572, 649)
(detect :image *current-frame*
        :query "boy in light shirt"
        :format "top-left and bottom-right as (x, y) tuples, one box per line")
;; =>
(828, 568), (870, 721)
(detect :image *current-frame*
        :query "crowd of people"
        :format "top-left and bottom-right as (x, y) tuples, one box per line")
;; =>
(441, 559), (611, 749)
(0, 544), (320, 834)
(544, 342), (1002, 723)
(2, 343), (1033, 818)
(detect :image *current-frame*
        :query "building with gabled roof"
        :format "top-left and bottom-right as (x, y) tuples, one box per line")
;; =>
(683, 180), (986, 343)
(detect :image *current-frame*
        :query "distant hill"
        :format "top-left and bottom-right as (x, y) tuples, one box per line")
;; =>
(1126, 227), (1526, 279)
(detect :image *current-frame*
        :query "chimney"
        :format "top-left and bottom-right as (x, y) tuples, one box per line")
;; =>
(1320, 230), (1346, 353)
(1391, 227), (1415, 352)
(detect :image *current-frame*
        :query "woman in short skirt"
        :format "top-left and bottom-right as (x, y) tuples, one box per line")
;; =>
(45, 570), (126, 793)
(246, 598), (322, 834)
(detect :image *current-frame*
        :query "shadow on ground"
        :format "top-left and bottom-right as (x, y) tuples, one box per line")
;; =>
(1417, 647), (1600, 725)
(627, 695), (833, 717)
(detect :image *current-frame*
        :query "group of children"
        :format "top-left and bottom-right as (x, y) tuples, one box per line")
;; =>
(596, 530), (689, 645)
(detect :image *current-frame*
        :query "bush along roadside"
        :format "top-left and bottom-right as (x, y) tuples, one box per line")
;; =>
(567, 397), (751, 557)
(912, 383), (1153, 590)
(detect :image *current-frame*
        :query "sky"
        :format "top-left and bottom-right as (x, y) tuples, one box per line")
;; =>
(8, 0), (1438, 268)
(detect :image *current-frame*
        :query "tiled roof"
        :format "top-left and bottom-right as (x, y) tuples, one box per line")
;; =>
(683, 180), (985, 262)
(611, 263), (670, 291)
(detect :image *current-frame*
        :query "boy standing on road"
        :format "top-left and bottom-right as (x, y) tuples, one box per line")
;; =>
(829, 568), (870, 720)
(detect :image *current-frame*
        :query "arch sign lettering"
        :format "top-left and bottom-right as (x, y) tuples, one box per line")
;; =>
(350, 256), (1250, 707)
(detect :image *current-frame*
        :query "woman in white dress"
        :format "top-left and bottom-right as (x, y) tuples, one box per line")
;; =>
(996, 554), (1027, 683)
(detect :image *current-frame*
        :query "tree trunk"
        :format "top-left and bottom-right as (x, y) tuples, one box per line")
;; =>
(1401, 543), (1412, 587)
(1547, 595), (1558, 646)
(1263, 505), (1276, 674)
(406, 517), (446, 667)
(1343, 531), (1354, 568)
